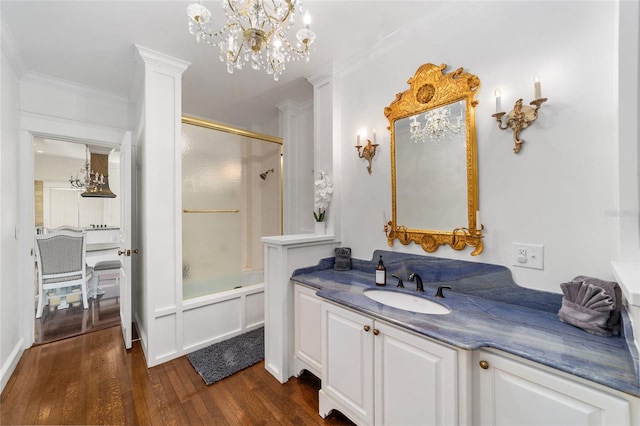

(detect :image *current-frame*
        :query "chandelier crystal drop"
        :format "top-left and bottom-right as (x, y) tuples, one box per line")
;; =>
(187, 0), (316, 81)
(410, 107), (464, 143)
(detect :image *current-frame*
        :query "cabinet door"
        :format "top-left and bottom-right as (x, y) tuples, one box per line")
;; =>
(375, 321), (458, 426)
(321, 302), (374, 425)
(293, 284), (322, 377)
(476, 350), (631, 426)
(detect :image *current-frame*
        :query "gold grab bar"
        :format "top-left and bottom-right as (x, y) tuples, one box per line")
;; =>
(183, 209), (240, 214)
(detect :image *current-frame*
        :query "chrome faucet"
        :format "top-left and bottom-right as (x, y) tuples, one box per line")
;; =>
(408, 273), (424, 292)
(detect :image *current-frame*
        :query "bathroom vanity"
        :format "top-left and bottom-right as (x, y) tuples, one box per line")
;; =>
(290, 251), (640, 426)
(85, 226), (120, 267)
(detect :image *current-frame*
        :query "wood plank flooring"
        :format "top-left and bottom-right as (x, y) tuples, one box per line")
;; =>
(1, 326), (353, 425)
(35, 284), (120, 345)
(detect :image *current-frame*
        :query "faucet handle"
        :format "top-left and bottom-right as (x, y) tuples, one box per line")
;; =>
(391, 274), (404, 288)
(435, 285), (452, 298)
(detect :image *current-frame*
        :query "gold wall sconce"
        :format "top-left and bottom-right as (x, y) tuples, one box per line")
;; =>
(355, 129), (379, 175)
(492, 77), (547, 153)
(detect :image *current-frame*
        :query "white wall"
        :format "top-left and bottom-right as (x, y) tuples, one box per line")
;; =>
(336, 1), (621, 293)
(0, 14), (24, 393)
(21, 72), (129, 130)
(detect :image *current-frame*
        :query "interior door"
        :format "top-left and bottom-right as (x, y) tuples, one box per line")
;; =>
(118, 132), (133, 349)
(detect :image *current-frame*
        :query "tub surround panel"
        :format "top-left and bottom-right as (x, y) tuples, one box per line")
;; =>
(291, 250), (640, 397)
(181, 284), (264, 354)
(182, 298), (242, 351)
(245, 290), (265, 329)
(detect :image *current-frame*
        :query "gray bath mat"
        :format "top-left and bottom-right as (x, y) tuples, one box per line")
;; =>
(187, 327), (264, 385)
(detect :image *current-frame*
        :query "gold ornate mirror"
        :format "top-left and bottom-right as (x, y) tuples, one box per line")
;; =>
(384, 63), (483, 255)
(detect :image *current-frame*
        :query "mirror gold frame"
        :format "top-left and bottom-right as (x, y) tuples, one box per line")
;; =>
(384, 63), (483, 255)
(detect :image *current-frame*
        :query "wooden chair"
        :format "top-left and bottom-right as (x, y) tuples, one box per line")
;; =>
(35, 229), (91, 318)
(45, 225), (84, 234)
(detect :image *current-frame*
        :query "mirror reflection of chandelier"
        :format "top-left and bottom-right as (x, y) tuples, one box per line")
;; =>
(69, 146), (105, 192)
(187, 0), (316, 81)
(410, 107), (463, 143)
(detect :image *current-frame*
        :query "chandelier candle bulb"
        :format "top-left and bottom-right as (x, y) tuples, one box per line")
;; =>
(186, 0), (316, 80)
(534, 75), (542, 99)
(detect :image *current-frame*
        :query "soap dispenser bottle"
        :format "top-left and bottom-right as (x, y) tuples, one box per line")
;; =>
(375, 255), (387, 286)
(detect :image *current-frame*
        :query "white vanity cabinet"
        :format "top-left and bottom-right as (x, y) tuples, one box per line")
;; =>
(474, 349), (635, 426)
(293, 283), (323, 378)
(319, 301), (462, 426)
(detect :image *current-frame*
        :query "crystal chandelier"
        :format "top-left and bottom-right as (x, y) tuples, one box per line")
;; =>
(410, 107), (463, 143)
(69, 146), (105, 192)
(187, 0), (316, 81)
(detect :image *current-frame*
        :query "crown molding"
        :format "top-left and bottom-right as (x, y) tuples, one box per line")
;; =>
(21, 71), (130, 105)
(1, 13), (26, 78)
(306, 59), (343, 87)
(276, 98), (313, 113)
(134, 44), (190, 74)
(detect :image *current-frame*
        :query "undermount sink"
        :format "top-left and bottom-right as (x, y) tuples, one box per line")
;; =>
(364, 289), (451, 315)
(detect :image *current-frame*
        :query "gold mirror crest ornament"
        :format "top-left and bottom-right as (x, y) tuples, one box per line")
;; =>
(384, 63), (483, 255)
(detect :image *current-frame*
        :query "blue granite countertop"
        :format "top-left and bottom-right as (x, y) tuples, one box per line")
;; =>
(291, 250), (640, 397)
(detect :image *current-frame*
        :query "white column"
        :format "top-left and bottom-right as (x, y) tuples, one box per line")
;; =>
(307, 61), (342, 239)
(262, 234), (340, 383)
(612, 0), (640, 357)
(277, 99), (313, 234)
(134, 45), (190, 367)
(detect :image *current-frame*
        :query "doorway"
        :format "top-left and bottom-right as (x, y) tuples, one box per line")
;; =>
(33, 138), (122, 344)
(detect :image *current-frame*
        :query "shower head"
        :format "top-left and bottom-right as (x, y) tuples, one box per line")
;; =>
(260, 168), (275, 180)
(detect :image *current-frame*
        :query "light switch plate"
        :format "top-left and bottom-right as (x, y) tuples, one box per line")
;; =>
(512, 243), (544, 270)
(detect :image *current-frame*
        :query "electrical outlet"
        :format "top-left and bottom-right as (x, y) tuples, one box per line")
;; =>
(512, 243), (544, 270)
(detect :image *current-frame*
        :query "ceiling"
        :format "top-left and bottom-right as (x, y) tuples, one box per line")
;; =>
(1, 1), (457, 128)
(33, 137), (121, 162)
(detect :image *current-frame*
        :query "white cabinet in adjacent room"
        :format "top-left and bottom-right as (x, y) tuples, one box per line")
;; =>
(319, 301), (460, 426)
(474, 349), (633, 426)
(293, 284), (323, 378)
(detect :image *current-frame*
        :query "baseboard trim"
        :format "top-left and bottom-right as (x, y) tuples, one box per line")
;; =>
(0, 337), (25, 393)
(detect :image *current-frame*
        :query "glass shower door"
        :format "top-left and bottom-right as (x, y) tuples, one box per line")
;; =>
(182, 124), (241, 300)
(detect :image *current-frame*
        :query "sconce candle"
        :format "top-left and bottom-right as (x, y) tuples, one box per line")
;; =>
(355, 131), (379, 175)
(476, 210), (481, 228)
(494, 89), (502, 113)
(491, 78), (547, 154)
(357, 132), (361, 146)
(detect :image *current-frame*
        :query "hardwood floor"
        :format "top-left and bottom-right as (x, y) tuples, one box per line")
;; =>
(35, 283), (120, 345)
(1, 326), (353, 425)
